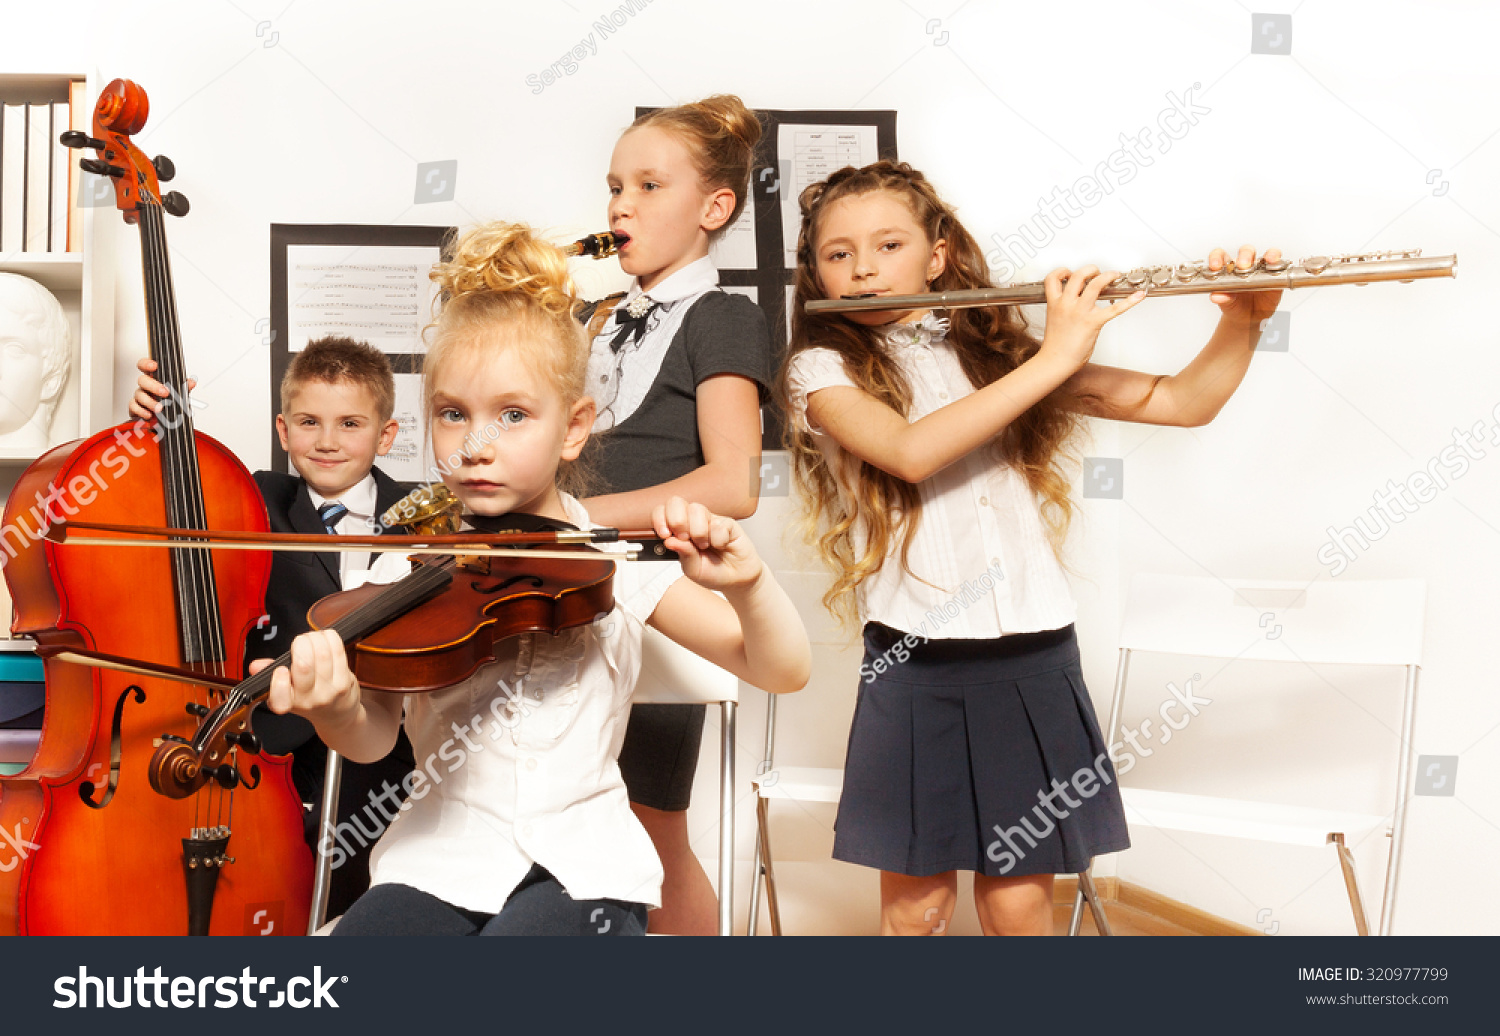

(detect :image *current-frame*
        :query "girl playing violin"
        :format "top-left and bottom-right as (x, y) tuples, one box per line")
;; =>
(259, 222), (809, 935)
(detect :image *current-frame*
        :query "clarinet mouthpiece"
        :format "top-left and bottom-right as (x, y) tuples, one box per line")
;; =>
(563, 231), (630, 259)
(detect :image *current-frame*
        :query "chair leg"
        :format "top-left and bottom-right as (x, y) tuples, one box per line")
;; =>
(747, 832), (763, 937)
(306, 749), (343, 935)
(1080, 869), (1113, 936)
(1378, 664), (1420, 936)
(718, 700), (736, 937)
(1329, 833), (1370, 936)
(755, 794), (783, 935)
(747, 694), (778, 937)
(1069, 868), (1112, 936)
(1067, 884), (1087, 936)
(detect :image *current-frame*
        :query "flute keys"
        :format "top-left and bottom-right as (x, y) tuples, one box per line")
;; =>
(1124, 268), (1150, 288)
(1302, 256), (1331, 274)
(1262, 256), (1290, 273)
(1174, 261), (1206, 282)
(1151, 267), (1173, 286)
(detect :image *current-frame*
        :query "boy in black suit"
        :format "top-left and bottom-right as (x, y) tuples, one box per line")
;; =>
(133, 336), (416, 920)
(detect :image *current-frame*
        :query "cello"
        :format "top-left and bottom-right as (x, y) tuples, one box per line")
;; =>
(0, 79), (311, 935)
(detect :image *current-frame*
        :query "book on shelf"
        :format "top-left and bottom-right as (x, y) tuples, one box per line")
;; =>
(66, 79), (86, 251)
(0, 102), (23, 254)
(23, 102), (51, 252)
(0, 87), (85, 256)
(51, 100), (70, 253)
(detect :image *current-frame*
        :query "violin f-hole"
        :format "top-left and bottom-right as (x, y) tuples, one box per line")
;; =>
(470, 574), (545, 595)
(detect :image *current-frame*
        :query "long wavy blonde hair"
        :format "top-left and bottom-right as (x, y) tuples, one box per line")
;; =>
(425, 221), (594, 496)
(782, 161), (1110, 625)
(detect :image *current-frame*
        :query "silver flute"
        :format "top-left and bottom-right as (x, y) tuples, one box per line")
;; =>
(805, 249), (1457, 315)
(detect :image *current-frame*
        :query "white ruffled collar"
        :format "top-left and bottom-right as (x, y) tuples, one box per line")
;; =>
(880, 311), (950, 349)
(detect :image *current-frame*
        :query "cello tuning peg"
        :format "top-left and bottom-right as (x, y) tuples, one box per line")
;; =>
(60, 130), (106, 150)
(152, 154), (175, 182)
(162, 191), (190, 217)
(79, 158), (125, 178)
(211, 764), (239, 789)
(185, 702), (209, 717)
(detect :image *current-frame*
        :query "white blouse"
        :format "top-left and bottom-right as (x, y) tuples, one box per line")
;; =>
(364, 494), (683, 912)
(785, 313), (1077, 639)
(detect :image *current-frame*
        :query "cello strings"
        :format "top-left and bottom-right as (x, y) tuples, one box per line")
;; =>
(159, 200), (227, 663)
(151, 197), (231, 822)
(136, 199), (197, 827)
(141, 196), (224, 832)
(142, 200), (208, 830)
(146, 200), (219, 665)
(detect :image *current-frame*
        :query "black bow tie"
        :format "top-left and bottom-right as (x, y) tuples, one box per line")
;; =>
(610, 301), (661, 352)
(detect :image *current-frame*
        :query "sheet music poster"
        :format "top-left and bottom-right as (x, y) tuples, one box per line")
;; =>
(270, 224), (452, 485)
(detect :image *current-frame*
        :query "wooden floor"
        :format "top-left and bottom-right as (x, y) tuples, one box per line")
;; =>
(1052, 900), (1200, 936)
(1050, 879), (1258, 936)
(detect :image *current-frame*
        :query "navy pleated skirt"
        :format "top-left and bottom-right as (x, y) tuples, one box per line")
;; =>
(833, 622), (1130, 877)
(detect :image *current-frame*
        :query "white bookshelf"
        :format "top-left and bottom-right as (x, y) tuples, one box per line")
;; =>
(0, 70), (115, 649)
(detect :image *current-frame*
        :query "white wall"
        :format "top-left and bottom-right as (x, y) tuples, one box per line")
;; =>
(4, 0), (1495, 935)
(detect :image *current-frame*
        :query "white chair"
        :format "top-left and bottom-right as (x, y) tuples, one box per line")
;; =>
(307, 624), (742, 936)
(1068, 573), (1425, 937)
(747, 689), (1114, 936)
(630, 624), (740, 937)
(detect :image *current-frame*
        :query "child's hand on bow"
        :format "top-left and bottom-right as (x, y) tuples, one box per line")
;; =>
(652, 496), (765, 595)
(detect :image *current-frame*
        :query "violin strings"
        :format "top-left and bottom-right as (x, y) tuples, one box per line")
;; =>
(205, 561), (455, 743)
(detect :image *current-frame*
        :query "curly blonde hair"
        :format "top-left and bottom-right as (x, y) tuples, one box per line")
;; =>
(782, 161), (1115, 626)
(629, 94), (762, 235)
(425, 221), (593, 495)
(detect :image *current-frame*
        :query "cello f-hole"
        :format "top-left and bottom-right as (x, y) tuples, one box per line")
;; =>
(79, 685), (147, 810)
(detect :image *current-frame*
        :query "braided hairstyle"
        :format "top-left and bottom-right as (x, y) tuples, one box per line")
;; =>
(781, 161), (1095, 625)
(425, 221), (593, 495)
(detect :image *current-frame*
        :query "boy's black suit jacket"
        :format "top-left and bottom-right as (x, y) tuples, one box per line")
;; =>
(248, 466), (411, 755)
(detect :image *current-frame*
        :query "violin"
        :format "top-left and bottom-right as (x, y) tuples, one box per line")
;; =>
(137, 507), (673, 800)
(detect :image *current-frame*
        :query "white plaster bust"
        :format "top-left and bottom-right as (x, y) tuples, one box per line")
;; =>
(0, 272), (72, 451)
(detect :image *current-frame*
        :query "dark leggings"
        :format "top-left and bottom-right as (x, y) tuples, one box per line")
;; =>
(331, 864), (648, 936)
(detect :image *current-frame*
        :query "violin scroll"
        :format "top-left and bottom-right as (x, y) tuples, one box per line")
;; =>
(148, 707), (259, 799)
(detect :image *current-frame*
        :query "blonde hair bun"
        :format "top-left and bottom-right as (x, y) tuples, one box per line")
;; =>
(431, 222), (576, 315)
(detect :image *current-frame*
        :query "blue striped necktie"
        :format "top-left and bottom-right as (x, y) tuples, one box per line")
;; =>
(317, 501), (348, 535)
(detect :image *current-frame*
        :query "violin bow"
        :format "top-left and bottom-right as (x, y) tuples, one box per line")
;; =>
(44, 520), (679, 561)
